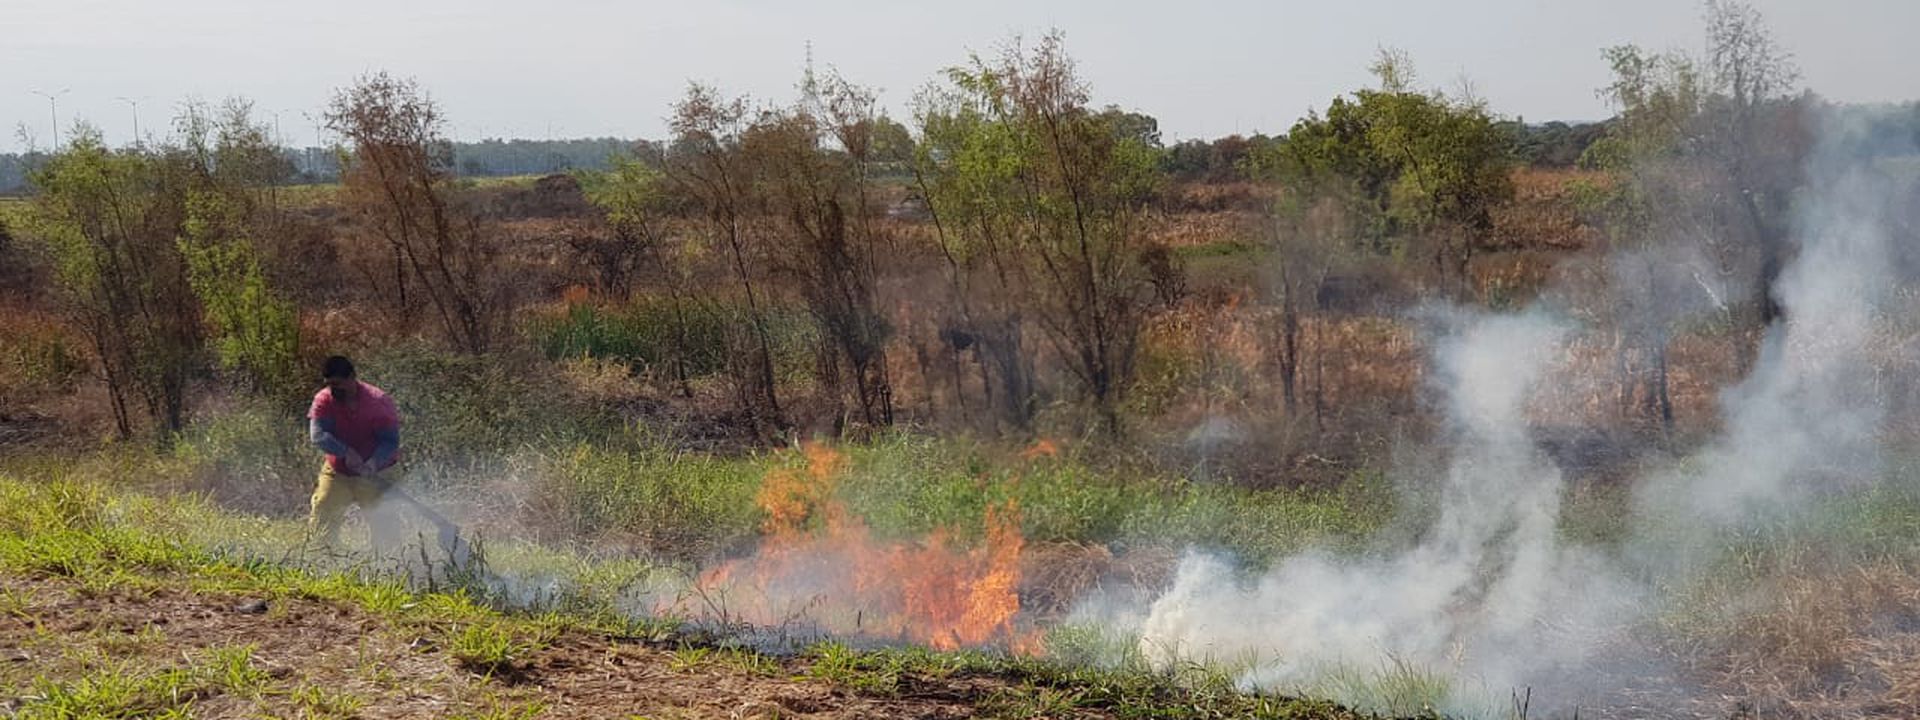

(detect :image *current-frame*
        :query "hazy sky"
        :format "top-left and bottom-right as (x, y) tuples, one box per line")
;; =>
(5, 0), (1917, 151)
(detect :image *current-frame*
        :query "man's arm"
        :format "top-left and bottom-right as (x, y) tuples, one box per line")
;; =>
(369, 426), (399, 471)
(310, 417), (365, 471)
(309, 417), (349, 455)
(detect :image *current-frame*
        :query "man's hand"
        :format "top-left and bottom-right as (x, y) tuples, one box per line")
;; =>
(341, 450), (368, 475)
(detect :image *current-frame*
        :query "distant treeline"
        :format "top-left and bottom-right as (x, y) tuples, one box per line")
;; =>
(3, 104), (1915, 194)
(0, 137), (640, 193)
(279, 137), (643, 185)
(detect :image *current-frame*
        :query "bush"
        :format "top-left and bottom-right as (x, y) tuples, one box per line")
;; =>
(354, 343), (615, 474)
(535, 440), (768, 560)
(168, 400), (314, 515)
(526, 298), (819, 386)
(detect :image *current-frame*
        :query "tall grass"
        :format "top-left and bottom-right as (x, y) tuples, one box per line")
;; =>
(525, 298), (820, 385)
(0, 312), (86, 401)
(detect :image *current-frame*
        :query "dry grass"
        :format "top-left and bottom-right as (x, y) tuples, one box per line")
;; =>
(1156, 181), (1276, 213)
(1140, 208), (1265, 250)
(1487, 167), (1606, 252)
(1664, 559), (1920, 718)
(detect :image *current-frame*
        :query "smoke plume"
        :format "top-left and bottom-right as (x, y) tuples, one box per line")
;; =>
(1117, 105), (1917, 717)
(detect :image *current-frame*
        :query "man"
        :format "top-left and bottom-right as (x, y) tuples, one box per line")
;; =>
(307, 355), (404, 551)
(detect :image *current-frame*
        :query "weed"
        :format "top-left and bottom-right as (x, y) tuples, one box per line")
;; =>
(805, 641), (900, 695)
(93, 622), (169, 657)
(1042, 622), (1150, 672)
(290, 682), (368, 718)
(15, 663), (204, 720)
(202, 645), (272, 697)
(667, 644), (712, 672)
(450, 622), (532, 675)
(0, 585), (35, 621)
(980, 683), (1088, 718)
(715, 647), (781, 677)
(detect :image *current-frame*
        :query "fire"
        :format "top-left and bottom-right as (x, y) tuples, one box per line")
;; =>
(1020, 438), (1060, 460)
(671, 443), (1029, 651)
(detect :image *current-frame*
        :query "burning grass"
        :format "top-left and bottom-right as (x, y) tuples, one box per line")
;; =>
(662, 443), (1035, 652)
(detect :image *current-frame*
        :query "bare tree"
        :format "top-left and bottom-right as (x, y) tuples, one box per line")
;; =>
(750, 67), (895, 433)
(1702, 0), (1804, 326)
(326, 72), (504, 354)
(663, 84), (784, 436)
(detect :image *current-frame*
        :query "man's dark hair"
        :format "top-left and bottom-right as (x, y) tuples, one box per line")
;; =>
(322, 355), (356, 380)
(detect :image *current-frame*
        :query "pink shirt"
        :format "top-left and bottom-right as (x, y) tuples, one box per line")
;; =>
(308, 381), (401, 475)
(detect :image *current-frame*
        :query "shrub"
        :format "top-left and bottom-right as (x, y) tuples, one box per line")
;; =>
(167, 400), (315, 515)
(354, 343), (615, 474)
(535, 440), (768, 560)
(526, 298), (819, 386)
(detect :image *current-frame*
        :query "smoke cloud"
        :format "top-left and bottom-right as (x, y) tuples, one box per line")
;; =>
(1136, 312), (1640, 714)
(1114, 105), (1918, 716)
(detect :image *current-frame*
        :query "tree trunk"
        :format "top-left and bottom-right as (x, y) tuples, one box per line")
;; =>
(1280, 275), (1301, 409)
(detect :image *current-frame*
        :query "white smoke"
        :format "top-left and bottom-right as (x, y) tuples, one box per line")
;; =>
(1635, 131), (1900, 538)
(1137, 313), (1640, 714)
(1118, 106), (1914, 717)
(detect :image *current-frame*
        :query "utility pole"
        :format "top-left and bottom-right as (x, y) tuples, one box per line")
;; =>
(305, 110), (327, 180)
(30, 88), (71, 147)
(115, 96), (142, 146)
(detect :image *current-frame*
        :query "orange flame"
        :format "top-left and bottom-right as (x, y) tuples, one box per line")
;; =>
(1020, 438), (1060, 461)
(670, 443), (1030, 652)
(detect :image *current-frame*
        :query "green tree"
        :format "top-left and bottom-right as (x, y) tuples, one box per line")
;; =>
(1580, 45), (1706, 436)
(23, 125), (201, 436)
(915, 31), (1159, 437)
(1250, 50), (1514, 290)
(574, 154), (667, 299)
(177, 191), (299, 400)
(174, 100), (302, 400)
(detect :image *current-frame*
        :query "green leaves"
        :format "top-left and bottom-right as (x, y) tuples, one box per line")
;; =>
(177, 190), (301, 399)
(578, 155), (665, 234)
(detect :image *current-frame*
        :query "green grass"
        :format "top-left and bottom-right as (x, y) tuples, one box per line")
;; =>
(449, 621), (536, 675)
(833, 434), (1391, 563)
(147, 385), (1394, 573)
(1173, 238), (1263, 259)
(11, 645), (274, 720)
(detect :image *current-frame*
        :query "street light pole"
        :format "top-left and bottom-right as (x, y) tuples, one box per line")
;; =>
(115, 96), (141, 146)
(30, 88), (71, 147)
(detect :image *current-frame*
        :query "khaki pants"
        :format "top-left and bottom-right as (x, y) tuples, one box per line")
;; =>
(308, 463), (404, 553)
